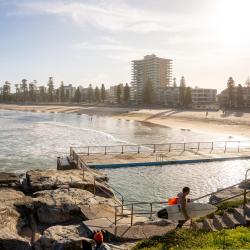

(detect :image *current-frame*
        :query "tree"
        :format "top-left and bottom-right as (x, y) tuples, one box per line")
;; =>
(60, 82), (65, 102)
(236, 84), (244, 108)
(116, 85), (122, 104)
(2, 81), (11, 102)
(173, 77), (177, 87)
(143, 80), (153, 105)
(47, 77), (54, 102)
(95, 86), (100, 103)
(14, 84), (19, 102)
(20, 79), (28, 102)
(227, 77), (235, 108)
(123, 83), (130, 103)
(245, 77), (250, 88)
(74, 87), (81, 103)
(87, 84), (94, 103)
(179, 76), (186, 107)
(101, 84), (106, 102)
(184, 87), (192, 107)
(28, 81), (36, 102)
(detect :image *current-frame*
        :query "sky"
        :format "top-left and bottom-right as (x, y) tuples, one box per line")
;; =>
(0, 0), (250, 91)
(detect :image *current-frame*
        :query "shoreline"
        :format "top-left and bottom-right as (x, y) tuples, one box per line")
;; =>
(1, 104), (250, 139)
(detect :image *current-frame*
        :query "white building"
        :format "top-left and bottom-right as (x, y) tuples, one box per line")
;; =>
(191, 88), (217, 109)
(132, 54), (172, 104)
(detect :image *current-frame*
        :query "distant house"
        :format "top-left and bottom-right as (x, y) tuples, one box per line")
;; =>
(161, 86), (218, 109)
(191, 88), (218, 110)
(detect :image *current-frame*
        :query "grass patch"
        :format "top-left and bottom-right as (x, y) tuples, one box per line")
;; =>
(133, 227), (250, 250)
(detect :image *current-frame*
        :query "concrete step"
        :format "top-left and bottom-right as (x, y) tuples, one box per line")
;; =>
(213, 215), (227, 230)
(222, 212), (241, 228)
(244, 204), (250, 216)
(234, 208), (250, 226)
(192, 221), (204, 230)
(203, 218), (217, 231)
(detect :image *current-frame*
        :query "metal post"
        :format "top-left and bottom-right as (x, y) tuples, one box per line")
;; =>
(131, 204), (134, 226)
(121, 197), (124, 215)
(243, 169), (250, 210)
(198, 142), (200, 151)
(150, 203), (153, 219)
(211, 142), (214, 153)
(70, 147), (72, 158)
(137, 145), (140, 154)
(169, 143), (171, 152)
(93, 176), (96, 196)
(115, 206), (117, 227)
(153, 144), (156, 153)
(87, 146), (90, 156)
(238, 141), (240, 153)
(104, 146), (107, 155)
(121, 145), (124, 154)
(82, 162), (85, 180)
(224, 141), (227, 153)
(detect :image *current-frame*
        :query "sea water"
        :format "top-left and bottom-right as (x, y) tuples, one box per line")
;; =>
(0, 109), (249, 201)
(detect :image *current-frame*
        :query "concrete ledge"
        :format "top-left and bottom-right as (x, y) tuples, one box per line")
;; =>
(89, 155), (250, 169)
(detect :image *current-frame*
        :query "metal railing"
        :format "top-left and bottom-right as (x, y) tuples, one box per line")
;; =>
(70, 140), (250, 158)
(113, 172), (250, 227)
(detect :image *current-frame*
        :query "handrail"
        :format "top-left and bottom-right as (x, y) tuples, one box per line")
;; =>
(71, 140), (250, 156)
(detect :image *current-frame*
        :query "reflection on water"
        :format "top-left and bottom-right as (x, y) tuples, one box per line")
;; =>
(1, 109), (246, 172)
(103, 160), (250, 202)
(0, 109), (249, 201)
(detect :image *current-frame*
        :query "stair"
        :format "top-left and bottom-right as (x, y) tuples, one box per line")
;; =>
(192, 221), (204, 230)
(244, 204), (250, 216)
(233, 208), (250, 226)
(222, 212), (241, 228)
(203, 218), (217, 231)
(213, 215), (227, 230)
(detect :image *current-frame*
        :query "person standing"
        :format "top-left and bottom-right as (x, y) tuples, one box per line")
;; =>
(176, 186), (190, 229)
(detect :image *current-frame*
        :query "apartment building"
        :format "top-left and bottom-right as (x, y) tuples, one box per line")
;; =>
(132, 54), (172, 104)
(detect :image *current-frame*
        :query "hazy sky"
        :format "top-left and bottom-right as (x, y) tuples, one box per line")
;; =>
(0, 0), (249, 90)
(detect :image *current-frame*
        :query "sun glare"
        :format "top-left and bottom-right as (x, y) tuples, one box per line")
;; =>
(214, 0), (250, 46)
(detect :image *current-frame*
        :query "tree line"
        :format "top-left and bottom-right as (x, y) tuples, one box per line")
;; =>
(223, 77), (250, 108)
(142, 76), (192, 107)
(0, 77), (131, 104)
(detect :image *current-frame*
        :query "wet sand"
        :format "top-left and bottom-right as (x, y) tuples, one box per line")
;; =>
(1, 104), (250, 139)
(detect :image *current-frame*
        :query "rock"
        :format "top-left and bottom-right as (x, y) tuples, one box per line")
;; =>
(34, 224), (90, 250)
(209, 186), (249, 204)
(32, 188), (119, 225)
(0, 172), (20, 188)
(0, 189), (32, 249)
(26, 170), (113, 197)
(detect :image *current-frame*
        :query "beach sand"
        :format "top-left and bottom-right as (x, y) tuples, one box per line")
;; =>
(1, 104), (250, 138)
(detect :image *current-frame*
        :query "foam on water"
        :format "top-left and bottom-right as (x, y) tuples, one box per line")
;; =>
(1, 109), (250, 201)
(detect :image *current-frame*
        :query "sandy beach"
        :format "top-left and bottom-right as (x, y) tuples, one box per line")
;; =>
(1, 104), (250, 139)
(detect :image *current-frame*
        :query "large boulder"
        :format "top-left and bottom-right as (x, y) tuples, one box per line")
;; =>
(34, 224), (91, 250)
(26, 170), (113, 197)
(0, 172), (20, 188)
(32, 188), (119, 225)
(0, 189), (32, 249)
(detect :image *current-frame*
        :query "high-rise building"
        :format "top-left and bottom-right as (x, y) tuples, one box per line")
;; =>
(132, 54), (172, 104)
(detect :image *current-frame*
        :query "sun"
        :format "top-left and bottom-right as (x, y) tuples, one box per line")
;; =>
(214, 0), (250, 46)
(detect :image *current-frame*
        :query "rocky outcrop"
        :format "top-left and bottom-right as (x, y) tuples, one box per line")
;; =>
(32, 188), (119, 225)
(0, 189), (32, 249)
(26, 170), (113, 197)
(34, 224), (90, 250)
(0, 172), (20, 188)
